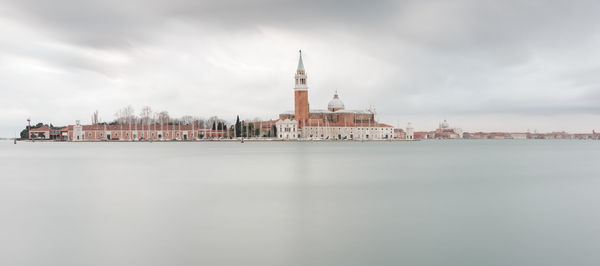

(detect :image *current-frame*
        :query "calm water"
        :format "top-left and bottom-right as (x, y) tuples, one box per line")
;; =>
(1, 140), (600, 266)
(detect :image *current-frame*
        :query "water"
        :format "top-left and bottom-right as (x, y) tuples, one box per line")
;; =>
(1, 140), (600, 266)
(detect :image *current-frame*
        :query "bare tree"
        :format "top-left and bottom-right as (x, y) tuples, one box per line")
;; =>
(91, 110), (99, 125)
(139, 106), (153, 124)
(207, 116), (228, 130)
(195, 118), (207, 130)
(112, 105), (136, 124)
(180, 115), (195, 125)
(114, 110), (123, 124)
(124, 105), (135, 124)
(157, 111), (170, 124)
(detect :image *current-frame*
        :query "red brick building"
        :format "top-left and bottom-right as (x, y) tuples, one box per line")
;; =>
(67, 120), (227, 141)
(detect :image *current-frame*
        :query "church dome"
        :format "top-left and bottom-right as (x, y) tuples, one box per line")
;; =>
(327, 91), (345, 111)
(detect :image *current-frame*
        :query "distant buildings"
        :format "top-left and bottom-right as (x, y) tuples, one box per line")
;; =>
(462, 131), (599, 140)
(410, 120), (600, 140)
(434, 120), (463, 139)
(413, 120), (462, 139)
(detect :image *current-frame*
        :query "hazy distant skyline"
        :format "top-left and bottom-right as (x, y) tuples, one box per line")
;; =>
(1, 0), (599, 136)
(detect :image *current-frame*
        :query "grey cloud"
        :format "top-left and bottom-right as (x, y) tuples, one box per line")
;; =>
(8, 0), (600, 51)
(7, 0), (397, 49)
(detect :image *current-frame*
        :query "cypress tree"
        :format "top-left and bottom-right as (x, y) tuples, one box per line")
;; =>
(235, 116), (241, 137)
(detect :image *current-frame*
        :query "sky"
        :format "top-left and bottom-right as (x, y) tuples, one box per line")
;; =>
(1, 0), (599, 137)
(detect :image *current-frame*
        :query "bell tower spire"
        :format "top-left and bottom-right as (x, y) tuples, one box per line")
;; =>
(297, 50), (305, 72)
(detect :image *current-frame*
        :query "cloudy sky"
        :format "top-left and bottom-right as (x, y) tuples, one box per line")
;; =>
(1, 0), (599, 136)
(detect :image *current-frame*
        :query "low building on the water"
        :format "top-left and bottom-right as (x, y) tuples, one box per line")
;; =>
(276, 119), (298, 140)
(29, 125), (68, 140)
(406, 122), (414, 140)
(394, 128), (406, 140)
(29, 126), (50, 140)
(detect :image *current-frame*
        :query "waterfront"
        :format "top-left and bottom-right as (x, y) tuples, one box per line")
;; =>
(1, 140), (600, 265)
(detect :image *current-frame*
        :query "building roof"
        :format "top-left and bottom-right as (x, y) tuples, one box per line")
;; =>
(276, 118), (298, 125)
(284, 108), (375, 115)
(310, 109), (333, 114)
(29, 126), (50, 132)
(334, 109), (374, 114)
(303, 119), (392, 128)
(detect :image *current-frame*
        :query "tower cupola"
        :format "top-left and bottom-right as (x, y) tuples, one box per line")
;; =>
(295, 50), (308, 90)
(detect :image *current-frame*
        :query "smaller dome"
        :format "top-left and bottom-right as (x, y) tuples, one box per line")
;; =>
(327, 91), (345, 111)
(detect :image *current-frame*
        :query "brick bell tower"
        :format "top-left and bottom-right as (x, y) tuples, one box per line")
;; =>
(294, 50), (309, 128)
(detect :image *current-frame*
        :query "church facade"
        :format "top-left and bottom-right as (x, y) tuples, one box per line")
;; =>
(278, 51), (393, 140)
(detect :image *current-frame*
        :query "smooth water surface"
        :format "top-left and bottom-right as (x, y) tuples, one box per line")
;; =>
(1, 140), (600, 266)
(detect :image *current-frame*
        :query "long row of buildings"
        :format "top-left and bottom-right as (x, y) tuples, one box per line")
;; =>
(462, 131), (600, 140)
(410, 120), (599, 140)
(28, 123), (228, 141)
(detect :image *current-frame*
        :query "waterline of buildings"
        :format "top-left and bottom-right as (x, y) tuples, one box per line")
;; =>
(27, 51), (415, 142)
(22, 51), (598, 142)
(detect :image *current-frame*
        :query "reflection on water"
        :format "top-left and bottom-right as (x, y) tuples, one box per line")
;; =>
(1, 140), (600, 266)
